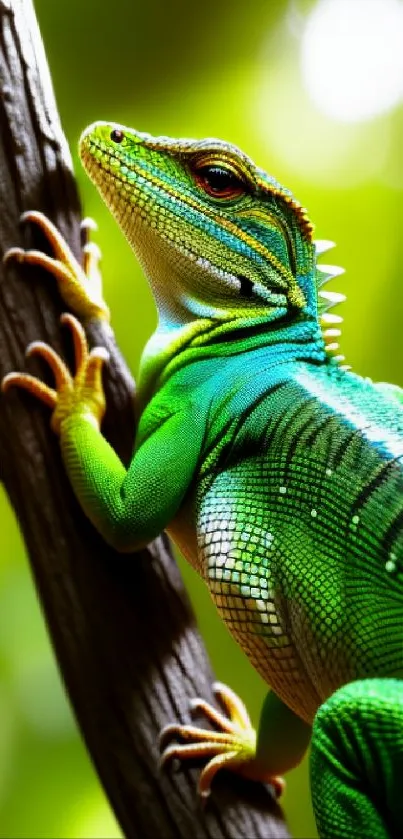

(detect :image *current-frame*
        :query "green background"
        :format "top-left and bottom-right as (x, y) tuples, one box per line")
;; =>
(0, 0), (402, 836)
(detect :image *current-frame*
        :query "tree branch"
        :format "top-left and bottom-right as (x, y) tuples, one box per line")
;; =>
(0, 1), (289, 836)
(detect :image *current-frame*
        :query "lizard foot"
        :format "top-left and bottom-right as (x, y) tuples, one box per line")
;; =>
(3, 211), (110, 322)
(159, 681), (284, 798)
(2, 313), (109, 435)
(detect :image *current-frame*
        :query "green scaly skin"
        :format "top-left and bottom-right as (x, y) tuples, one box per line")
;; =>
(3, 121), (403, 838)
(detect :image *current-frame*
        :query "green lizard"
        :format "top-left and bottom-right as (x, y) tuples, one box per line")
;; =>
(3, 121), (403, 838)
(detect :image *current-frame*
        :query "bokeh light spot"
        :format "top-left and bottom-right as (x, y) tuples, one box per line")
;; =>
(301, 0), (403, 123)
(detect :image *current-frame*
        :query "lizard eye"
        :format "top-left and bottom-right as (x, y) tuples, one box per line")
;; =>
(193, 165), (246, 200)
(110, 129), (124, 144)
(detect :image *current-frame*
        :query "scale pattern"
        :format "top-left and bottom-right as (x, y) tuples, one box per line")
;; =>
(311, 679), (403, 838)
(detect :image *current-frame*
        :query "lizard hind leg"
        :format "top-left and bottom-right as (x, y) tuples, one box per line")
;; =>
(311, 678), (403, 839)
(159, 681), (284, 798)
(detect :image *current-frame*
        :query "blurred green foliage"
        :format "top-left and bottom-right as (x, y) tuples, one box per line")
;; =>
(1, 0), (402, 836)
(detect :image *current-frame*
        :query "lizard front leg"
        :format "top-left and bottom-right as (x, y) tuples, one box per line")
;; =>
(2, 216), (205, 551)
(4, 211), (110, 322)
(2, 310), (203, 551)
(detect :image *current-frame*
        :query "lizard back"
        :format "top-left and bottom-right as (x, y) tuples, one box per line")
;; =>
(186, 355), (403, 723)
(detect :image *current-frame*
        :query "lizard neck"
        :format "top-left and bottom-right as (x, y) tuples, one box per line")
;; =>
(136, 308), (326, 413)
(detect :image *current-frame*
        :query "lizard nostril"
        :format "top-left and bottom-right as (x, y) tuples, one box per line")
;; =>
(110, 129), (124, 144)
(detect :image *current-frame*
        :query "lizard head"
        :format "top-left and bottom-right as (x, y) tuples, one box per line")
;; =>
(80, 122), (317, 330)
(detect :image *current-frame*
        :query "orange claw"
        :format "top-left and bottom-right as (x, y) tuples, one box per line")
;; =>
(4, 211), (110, 322)
(3, 246), (26, 265)
(2, 313), (109, 436)
(26, 340), (72, 391)
(159, 681), (284, 799)
(1, 372), (57, 409)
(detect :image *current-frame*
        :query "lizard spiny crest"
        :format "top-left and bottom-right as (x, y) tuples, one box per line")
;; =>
(314, 239), (348, 369)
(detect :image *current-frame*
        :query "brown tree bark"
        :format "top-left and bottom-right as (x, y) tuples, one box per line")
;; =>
(0, 1), (290, 837)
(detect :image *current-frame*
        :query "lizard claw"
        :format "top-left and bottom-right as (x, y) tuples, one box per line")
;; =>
(2, 313), (109, 435)
(4, 211), (109, 323)
(3, 246), (26, 265)
(80, 216), (98, 240)
(2, 370), (57, 410)
(159, 682), (284, 799)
